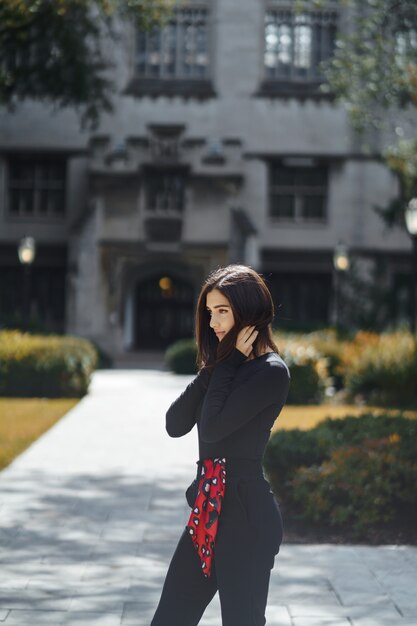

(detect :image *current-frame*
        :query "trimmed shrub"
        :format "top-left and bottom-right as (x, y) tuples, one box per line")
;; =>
(165, 338), (198, 374)
(0, 331), (98, 398)
(276, 336), (328, 403)
(338, 330), (417, 406)
(264, 411), (417, 536)
(292, 436), (417, 535)
(303, 328), (348, 392)
(314, 412), (417, 460)
(263, 429), (328, 484)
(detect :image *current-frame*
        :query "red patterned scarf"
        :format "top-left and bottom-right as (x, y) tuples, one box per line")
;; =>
(186, 457), (226, 578)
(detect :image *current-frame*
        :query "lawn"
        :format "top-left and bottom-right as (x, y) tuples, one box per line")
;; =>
(0, 398), (79, 471)
(2, 398), (416, 474)
(273, 403), (417, 432)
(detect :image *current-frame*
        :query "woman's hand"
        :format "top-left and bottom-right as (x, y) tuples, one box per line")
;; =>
(235, 325), (258, 357)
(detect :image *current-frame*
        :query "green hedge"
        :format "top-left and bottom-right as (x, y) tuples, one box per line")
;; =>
(337, 330), (417, 407)
(0, 331), (98, 398)
(276, 332), (333, 404)
(165, 329), (417, 407)
(263, 412), (417, 536)
(263, 428), (329, 484)
(292, 436), (417, 532)
(165, 338), (198, 374)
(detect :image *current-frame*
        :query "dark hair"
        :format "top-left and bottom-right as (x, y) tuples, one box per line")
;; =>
(195, 263), (280, 371)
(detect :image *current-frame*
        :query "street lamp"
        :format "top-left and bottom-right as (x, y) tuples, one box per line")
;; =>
(333, 241), (350, 332)
(405, 197), (417, 336)
(17, 236), (36, 330)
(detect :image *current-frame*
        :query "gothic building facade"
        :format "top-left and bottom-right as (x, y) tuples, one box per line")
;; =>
(0, 0), (412, 355)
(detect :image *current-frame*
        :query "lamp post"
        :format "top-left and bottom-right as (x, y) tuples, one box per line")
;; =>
(405, 197), (417, 336)
(17, 236), (36, 330)
(333, 241), (350, 333)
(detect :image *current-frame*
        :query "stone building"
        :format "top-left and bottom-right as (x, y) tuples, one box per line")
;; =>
(0, 0), (413, 356)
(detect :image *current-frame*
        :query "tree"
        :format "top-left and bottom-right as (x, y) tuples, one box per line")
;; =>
(321, 0), (417, 135)
(318, 0), (417, 227)
(0, 0), (173, 129)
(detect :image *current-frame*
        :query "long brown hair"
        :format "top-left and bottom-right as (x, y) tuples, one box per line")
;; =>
(195, 264), (280, 371)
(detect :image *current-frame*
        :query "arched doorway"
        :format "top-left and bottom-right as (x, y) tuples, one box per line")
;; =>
(133, 273), (195, 349)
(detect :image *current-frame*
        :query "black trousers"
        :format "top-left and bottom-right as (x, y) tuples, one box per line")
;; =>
(150, 458), (283, 626)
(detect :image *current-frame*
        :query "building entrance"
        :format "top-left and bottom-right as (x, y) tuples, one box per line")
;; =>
(133, 274), (195, 349)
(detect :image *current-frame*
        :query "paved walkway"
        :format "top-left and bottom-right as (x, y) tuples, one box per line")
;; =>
(0, 367), (416, 626)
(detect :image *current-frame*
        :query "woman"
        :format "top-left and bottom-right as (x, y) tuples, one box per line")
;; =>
(150, 264), (291, 626)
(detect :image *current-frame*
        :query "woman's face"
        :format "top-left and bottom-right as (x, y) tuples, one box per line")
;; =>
(206, 289), (235, 341)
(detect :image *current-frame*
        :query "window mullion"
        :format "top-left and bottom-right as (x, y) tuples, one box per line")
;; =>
(160, 22), (165, 78)
(320, 15), (325, 79)
(265, 1), (338, 84)
(295, 192), (302, 222)
(144, 29), (149, 77)
(34, 163), (41, 217)
(290, 11), (295, 81)
(135, 3), (211, 83)
(308, 14), (313, 81)
(17, 185), (23, 216)
(176, 11), (182, 79)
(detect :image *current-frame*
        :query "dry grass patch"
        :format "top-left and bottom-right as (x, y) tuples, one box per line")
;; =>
(273, 404), (417, 433)
(0, 398), (78, 470)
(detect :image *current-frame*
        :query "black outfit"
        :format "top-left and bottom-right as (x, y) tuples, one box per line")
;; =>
(150, 347), (291, 626)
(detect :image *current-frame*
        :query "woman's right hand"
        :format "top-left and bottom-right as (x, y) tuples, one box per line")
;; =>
(235, 325), (258, 357)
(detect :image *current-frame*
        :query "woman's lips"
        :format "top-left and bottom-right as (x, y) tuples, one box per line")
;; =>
(215, 331), (225, 336)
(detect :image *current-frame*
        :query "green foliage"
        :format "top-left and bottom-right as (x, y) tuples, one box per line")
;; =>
(263, 428), (328, 484)
(0, 330), (98, 397)
(265, 411), (417, 535)
(321, 0), (417, 135)
(165, 338), (198, 374)
(292, 435), (417, 535)
(0, 0), (173, 128)
(291, 328), (349, 391)
(285, 360), (322, 404)
(263, 411), (415, 487)
(373, 138), (417, 231)
(385, 138), (417, 200)
(277, 333), (333, 403)
(320, 1), (417, 232)
(339, 330), (417, 406)
(314, 411), (417, 457)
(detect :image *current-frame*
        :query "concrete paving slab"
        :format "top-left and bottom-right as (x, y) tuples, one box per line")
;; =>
(121, 602), (157, 625)
(264, 605), (292, 625)
(351, 621), (417, 626)
(59, 612), (123, 626)
(0, 367), (416, 625)
(292, 620), (350, 626)
(2, 610), (64, 625)
(288, 602), (402, 620)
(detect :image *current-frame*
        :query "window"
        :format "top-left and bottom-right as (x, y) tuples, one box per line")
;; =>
(136, 5), (209, 80)
(8, 156), (66, 218)
(264, 1), (338, 83)
(145, 171), (187, 212)
(395, 25), (417, 64)
(269, 271), (332, 328)
(0, 246), (67, 333)
(269, 161), (328, 222)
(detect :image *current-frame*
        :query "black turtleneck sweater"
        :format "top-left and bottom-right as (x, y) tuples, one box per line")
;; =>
(165, 347), (291, 461)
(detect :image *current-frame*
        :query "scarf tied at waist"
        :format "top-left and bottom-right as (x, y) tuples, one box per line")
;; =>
(186, 457), (226, 579)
